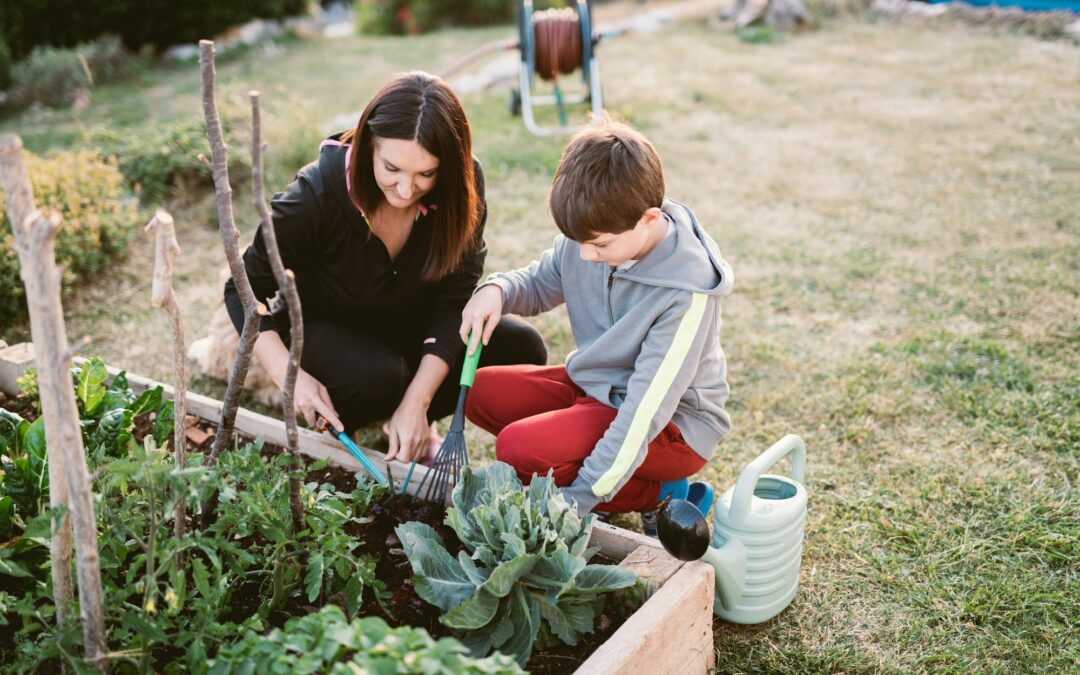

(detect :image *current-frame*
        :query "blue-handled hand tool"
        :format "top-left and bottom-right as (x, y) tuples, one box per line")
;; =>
(316, 415), (389, 486)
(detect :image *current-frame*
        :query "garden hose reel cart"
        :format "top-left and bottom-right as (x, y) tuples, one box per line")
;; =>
(512, 0), (605, 136)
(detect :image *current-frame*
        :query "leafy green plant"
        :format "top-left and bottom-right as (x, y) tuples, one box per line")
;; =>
(208, 604), (524, 674)
(397, 462), (637, 665)
(72, 358), (173, 461)
(0, 148), (137, 321)
(0, 410), (46, 544)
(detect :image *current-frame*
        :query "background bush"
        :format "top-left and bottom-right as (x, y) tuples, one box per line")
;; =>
(0, 149), (138, 320)
(357, 0), (567, 35)
(0, 37), (12, 91)
(7, 35), (137, 108)
(0, 0), (307, 59)
(94, 110), (252, 204)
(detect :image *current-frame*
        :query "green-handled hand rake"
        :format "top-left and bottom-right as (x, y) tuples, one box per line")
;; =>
(400, 340), (483, 502)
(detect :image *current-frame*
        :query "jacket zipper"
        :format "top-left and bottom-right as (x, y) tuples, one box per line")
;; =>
(607, 268), (615, 324)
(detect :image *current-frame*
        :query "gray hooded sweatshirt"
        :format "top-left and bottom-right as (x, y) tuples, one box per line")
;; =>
(484, 199), (734, 513)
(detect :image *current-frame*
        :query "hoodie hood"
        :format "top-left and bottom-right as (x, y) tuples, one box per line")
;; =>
(616, 198), (734, 297)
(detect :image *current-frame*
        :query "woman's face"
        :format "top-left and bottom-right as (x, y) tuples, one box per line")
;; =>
(372, 138), (440, 210)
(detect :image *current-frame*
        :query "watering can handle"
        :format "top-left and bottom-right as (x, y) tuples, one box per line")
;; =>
(728, 434), (806, 526)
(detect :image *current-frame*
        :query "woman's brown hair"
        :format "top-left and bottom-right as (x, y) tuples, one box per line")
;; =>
(341, 71), (479, 281)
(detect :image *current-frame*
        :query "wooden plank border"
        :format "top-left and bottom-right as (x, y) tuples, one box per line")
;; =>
(1, 344), (716, 674)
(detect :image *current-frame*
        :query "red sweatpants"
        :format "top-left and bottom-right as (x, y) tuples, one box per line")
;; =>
(465, 364), (706, 513)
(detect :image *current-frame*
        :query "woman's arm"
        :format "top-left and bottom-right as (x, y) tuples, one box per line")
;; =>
(384, 353), (450, 463)
(253, 329), (344, 431)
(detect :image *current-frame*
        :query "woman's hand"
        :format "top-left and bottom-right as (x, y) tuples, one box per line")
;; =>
(460, 284), (503, 355)
(293, 368), (344, 431)
(384, 399), (431, 463)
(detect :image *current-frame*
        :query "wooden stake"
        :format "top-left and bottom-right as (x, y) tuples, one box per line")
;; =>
(145, 209), (189, 541)
(0, 134), (109, 671)
(250, 91), (305, 533)
(199, 40), (263, 462)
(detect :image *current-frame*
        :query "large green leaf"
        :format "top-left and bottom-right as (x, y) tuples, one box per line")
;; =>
(151, 404), (174, 447)
(572, 564), (637, 593)
(76, 358), (108, 415)
(129, 386), (164, 417)
(539, 597), (595, 646)
(0, 496), (13, 541)
(442, 589), (499, 629)
(0, 410), (27, 459)
(0, 548), (33, 578)
(480, 554), (538, 598)
(500, 585), (541, 666)
(304, 550), (324, 602)
(458, 551), (492, 586)
(396, 521), (475, 611)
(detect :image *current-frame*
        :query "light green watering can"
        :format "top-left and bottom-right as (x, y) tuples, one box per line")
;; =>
(706, 434), (807, 623)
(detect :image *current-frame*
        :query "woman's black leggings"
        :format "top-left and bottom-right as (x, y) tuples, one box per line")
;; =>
(294, 316), (547, 434)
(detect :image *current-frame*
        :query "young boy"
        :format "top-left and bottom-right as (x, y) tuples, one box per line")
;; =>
(459, 116), (733, 520)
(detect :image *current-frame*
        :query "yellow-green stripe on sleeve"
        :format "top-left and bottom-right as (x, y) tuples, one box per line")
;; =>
(591, 292), (708, 496)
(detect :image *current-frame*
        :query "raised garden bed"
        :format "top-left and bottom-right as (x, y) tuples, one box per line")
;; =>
(0, 342), (715, 673)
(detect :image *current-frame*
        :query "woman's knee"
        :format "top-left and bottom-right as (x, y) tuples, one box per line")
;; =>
(489, 316), (547, 367)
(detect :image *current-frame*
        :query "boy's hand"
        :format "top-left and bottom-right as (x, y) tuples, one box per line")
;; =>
(460, 285), (503, 355)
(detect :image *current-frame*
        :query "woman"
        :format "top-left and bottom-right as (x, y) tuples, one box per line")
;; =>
(224, 72), (547, 463)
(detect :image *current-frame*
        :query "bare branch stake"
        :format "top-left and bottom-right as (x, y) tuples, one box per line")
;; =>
(0, 134), (109, 671)
(250, 90), (306, 534)
(199, 40), (261, 463)
(145, 208), (189, 542)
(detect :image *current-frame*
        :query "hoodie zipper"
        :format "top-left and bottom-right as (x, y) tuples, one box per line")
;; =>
(606, 268), (615, 324)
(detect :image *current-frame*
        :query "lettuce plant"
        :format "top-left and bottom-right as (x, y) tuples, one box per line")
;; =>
(396, 462), (637, 665)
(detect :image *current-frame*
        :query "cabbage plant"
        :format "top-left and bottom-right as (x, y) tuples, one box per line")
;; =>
(396, 462), (637, 665)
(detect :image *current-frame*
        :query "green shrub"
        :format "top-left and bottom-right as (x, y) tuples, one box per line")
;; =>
(94, 104), (251, 203)
(0, 148), (138, 320)
(357, 0), (567, 35)
(7, 34), (136, 108)
(0, 37), (12, 91)
(0, 1), (307, 60)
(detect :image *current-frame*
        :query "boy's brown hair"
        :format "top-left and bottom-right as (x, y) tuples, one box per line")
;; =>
(549, 115), (665, 242)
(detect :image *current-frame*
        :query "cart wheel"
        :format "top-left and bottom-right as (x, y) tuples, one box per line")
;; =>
(509, 88), (522, 117)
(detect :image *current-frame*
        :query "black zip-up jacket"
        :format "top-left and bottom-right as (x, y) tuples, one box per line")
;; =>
(223, 135), (487, 368)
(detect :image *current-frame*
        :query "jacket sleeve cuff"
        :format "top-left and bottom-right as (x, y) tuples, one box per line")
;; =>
(420, 336), (463, 369)
(560, 484), (602, 516)
(483, 278), (514, 312)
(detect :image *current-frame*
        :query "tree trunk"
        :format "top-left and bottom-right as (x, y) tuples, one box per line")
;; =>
(145, 209), (189, 542)
(0, 134), (110, 671)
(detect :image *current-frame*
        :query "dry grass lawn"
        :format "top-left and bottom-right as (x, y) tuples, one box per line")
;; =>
(2, 5), (1077, 672)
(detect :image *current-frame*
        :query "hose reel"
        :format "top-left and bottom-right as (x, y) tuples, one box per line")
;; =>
(512, 0), (604, 136)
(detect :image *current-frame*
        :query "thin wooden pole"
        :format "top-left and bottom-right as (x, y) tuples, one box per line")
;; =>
(250, 91), (306, 534)
(145, 209), (189, 541)
(199, 40), (264, 463)
(0, 134), (109, 671)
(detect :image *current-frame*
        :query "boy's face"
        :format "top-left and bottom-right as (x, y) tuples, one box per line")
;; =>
(578, 208), (664, 266)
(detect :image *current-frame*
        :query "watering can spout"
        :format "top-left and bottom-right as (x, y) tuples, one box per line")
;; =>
(702, 537), (747, 611)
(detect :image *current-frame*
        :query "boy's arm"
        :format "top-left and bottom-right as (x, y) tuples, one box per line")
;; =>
(561, 291), (719, 514)
(483, 235), (566, 317)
